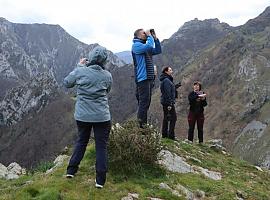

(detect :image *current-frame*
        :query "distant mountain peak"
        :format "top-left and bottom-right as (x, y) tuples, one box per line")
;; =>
(180, 18), (231, 30)
(183, 18), (221, 27)
(172, 18), (231, 38)
(0, 17), (8, 22)
(168, 17), (232, 44)
(243, 6), (270, 34)
(260, 6), (270, 17)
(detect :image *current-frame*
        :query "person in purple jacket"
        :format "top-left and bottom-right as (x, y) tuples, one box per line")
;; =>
(187, 81), (207, 143)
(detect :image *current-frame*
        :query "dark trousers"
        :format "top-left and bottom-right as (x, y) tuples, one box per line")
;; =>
(188, 112), (204, 143)
(162, 105), (177, 140)
(136, 80), (153, 127)
(67, 120), (111, 185)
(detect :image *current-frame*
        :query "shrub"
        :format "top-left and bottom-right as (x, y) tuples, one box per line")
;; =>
(108, 120), (162, 174)
(29, 161), (55, 174)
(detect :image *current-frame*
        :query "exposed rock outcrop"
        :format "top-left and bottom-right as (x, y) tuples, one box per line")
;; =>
(158, 150), (222, 180)
(0, 162), (26, 180)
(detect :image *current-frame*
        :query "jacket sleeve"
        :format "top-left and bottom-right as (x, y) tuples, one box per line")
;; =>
(202, 98), (207, 107)
(63, 68), (78, 88)
(132, 36), (155, 54)
(188, 92), (199, 104)
(106, 73), (113, 93)
(163, 79), (174, 105)
(152, 39), (162, 55)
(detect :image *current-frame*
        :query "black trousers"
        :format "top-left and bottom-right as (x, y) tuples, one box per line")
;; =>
(67, 120), (111, 185)
(136, 80), (153, 127)
(188, 112), (204, 143)
(162, 105), (177, 140)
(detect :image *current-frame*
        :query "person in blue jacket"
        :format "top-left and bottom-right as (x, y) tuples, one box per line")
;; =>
(132, 28), (162, 127)
(63, 46), (113, 189)
(160, 66), (181, 140)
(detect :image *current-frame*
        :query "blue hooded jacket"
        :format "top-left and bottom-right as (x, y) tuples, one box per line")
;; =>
(63, 46), (113, 122)
(132, 35), (161, 83)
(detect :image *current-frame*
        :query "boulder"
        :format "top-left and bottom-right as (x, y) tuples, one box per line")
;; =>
(0, 163), (8, 179)
(158, 150), (194, 173)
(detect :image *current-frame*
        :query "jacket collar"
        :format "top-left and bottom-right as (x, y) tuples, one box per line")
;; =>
(88, 64), (104, 70)
(160, 73), (173, 82)
(133, 38), (146, 43)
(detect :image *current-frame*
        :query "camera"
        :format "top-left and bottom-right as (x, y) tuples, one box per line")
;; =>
(150, 29), (155, 36)
(175, 82), (181, 89)
(85, 59), (90, 65)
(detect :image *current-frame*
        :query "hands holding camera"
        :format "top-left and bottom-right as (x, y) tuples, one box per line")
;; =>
(79, 58), (90, 66)
(175, 82), (181, 89)
(145, 29), (157, 40)
(198, 93), (207, 100)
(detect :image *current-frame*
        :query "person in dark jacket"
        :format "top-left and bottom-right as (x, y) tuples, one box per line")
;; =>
(160, 66), (180, 140)
(132, 28), (162, 127)
(63, 46), (113, 188)
(187, 81), (207, 143)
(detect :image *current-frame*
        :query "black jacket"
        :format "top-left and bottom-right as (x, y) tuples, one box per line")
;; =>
(188, 91), (207, 114)
(160, 73), (176, 106)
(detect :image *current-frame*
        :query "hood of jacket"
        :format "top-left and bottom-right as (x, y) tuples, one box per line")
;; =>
(159, 73), (173, 82)
(88, 46), (108, 68)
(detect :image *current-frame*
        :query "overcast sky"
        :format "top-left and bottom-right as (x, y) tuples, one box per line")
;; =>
(0, 0), (269, 52)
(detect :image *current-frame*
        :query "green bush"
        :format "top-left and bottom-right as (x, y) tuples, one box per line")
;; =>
(29, 161), (55, 174)
(108, 120), (161, 174)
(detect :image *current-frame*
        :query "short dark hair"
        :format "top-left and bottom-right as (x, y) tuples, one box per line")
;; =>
(193, 81), (202, 90)
(162, 66), (170, 73)
(134, 29), (143, 38)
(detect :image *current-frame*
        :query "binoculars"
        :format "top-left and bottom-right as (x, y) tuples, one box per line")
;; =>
(150, 29), (155, 36)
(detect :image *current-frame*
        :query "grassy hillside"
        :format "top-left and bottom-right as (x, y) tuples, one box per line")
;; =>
(1, 138), (270, 200)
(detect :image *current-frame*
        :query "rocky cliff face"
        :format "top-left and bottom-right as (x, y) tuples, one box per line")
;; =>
(0, 72), (58, 126)
(229, 7), (270, 168)
(150, 7), (270, 168)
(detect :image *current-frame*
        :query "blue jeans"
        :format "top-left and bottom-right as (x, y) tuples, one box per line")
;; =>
(67, 120), (111, 185)
(136, 80), (153, 127)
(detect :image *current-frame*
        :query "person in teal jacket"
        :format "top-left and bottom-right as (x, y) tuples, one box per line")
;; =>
(132, 28), (162, 127)
(64, 46), (112, 189)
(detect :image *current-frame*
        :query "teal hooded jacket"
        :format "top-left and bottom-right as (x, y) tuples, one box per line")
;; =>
(63, 46), (113, 122)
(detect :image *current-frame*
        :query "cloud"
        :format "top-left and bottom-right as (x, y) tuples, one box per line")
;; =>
(0, 0), (269, 52)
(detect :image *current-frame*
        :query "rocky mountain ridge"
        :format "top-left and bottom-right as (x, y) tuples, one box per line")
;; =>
(0, 17), (126, 96)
